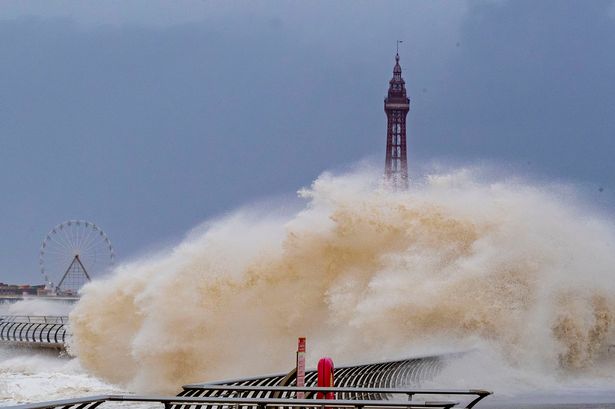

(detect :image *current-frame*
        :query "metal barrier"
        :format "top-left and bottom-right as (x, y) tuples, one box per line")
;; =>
(182, 356), (448, 395)
(176, 356), (483, 409)
(0, 315), (67, 348)
(175, 386), (490, 409)
(2, 388), (492, 409)
(0, 315), (68, 324)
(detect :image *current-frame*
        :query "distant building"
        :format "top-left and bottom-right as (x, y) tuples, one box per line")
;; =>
(384, 52), (410, 190)
(0, 282), (46, 296)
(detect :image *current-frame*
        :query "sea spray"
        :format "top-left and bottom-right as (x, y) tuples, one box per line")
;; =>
(68, 169), (615, 393)
(0, 298), (74, 316)
(0, 349), (120, 405)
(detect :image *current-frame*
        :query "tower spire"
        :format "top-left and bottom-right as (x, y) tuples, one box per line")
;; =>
(384, 48), (410, 189)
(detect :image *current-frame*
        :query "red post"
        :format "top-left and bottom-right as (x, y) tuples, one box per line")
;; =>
(296, 337), (306, 399)
(317, 357), (335, 400)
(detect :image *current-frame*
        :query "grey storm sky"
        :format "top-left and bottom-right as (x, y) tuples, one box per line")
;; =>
(1, 0), (614, 284)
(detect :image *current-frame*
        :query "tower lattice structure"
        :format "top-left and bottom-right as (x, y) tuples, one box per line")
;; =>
(384, 53), (410, 189)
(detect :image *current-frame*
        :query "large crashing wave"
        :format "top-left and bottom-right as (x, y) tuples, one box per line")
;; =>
(68, 169), (615, 394)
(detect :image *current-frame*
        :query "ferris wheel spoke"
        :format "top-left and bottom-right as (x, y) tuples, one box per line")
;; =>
(80, 230), (102, 255)
(69, 225), (81, 253)
(46, 246), (71, 262)
(60, 227), (76, 253)
(46, 250), (72, 260)
(78, 223), (95, 252)
(46, 251), (73, 263)
(81, 235), (105, 255)
(42, 250), (73, 261)
(47, 234), (72, 252)
(56, 225), (70, 249)
(80, 224), (105, 251)
(69, 222), (80, 251)
(77, 222), (86, 249)
(42, 246), (69, 254)
(73, 222), (83, 250)
(77, 222), (89, 250)
(80, 256), (102, 272)
(43, 249), (67, 258)
(80, 244), (100, 257)
(79, 250), (99, 266)
(45, 253), (71, 267)
(69, 223), (81, 250)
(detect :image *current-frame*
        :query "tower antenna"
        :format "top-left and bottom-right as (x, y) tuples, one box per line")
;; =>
(396, 40), (403, 54)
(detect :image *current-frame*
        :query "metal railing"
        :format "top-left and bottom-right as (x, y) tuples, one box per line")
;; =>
(0, 315), (69, 323)
(181, 355), (452, 398)
(3, 387), (492, 409)
(175, 386), (491, 409)
(0, 315), (67, 347)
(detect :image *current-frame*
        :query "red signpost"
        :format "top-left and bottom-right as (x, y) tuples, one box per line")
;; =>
(296, 337), (306, 399)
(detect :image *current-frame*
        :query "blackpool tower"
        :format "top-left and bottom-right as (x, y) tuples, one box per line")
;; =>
(384, 51), (410, 189)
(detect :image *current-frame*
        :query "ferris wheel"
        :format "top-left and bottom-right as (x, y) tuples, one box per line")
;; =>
(39, 220), (115, 295)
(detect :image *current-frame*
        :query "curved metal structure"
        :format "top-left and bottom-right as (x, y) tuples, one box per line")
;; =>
(2, 387), (491, 409)
(1, 393), (469, 409)
(0, 315), (67, 348)
(176, 354), (481, 409)
(182, 355), (447, 396)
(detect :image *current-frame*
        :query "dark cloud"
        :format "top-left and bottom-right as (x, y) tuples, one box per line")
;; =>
(0, 1), (614, 283)
(414, 0), (615, 183)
